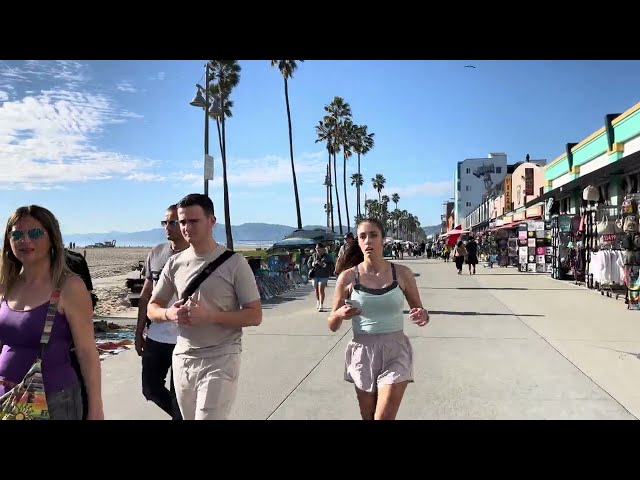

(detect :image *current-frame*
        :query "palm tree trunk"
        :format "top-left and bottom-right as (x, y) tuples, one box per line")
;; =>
(328, 155), (334, 232)
(325, 163), (330, 229)
(216, 119), (223, 160)
(333, 152), (343, 235)
(220, 103), (233, 251)
(284, 77), (302, 230)
(343, 152), (350, 233)
(357, 153), (361, 217)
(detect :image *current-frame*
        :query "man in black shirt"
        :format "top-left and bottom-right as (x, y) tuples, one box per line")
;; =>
(465, 236), (479, 275)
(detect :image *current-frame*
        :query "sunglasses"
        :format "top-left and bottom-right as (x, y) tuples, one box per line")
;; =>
(161, 220), (179, 227)
(10, 228), (46, 241)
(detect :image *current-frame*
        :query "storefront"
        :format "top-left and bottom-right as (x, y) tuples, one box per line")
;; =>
(530, 149), (640, 309)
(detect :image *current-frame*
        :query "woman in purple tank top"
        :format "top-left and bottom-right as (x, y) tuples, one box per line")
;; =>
(0, 205), (103, 420)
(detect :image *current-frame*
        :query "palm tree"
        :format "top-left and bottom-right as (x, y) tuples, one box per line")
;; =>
(372, 174), (386, 202)
(325, 97), (352, 235)
(392, 193), (400, 210)
(208, 83), (233, 168)
(271, 60), (304, 230)
(339, 118), (355, 233)
(315, 119), (335, 231)
(352, 125), (375, 217)
(351, 172), (363, 220)
(208, 60), (241, 251)
(391, 193), (400, 235)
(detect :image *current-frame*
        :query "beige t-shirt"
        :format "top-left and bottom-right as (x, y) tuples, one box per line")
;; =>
(152, 244), (260, 358)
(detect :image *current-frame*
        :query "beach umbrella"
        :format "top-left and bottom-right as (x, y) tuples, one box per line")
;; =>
(285, 228), (337, 242)
(271, 237), (317, 249)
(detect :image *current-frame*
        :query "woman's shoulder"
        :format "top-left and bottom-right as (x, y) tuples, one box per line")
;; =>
(337, 266), (357, 284)
(59, 273), (86, 296)
(391, 262), (413, 281)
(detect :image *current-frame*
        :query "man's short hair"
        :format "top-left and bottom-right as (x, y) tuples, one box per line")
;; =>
(167, 203), (178, 212)
(177, 194), (214, 216)
(316, 243), (325, 249)
(344, 232), (354, 239)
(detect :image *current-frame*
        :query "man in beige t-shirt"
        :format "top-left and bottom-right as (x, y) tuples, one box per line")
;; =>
(148, 193), (262, 420)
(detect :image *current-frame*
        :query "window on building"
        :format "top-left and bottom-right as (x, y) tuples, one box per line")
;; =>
(496, 167), (502, 174)
(466, 201), (472, 207)
(516, 186), (521, 206)
(466, 185), (471, 191)
(466, 168), (471, 174)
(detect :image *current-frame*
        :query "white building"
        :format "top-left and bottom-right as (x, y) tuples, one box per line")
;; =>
(454, 152), (508, 226)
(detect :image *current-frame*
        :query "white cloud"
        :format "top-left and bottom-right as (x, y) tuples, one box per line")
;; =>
(0, 183), (66, 191)
(171, 151), (327, 189)
(363, 180), (453, 201)
(0, 91), (7, 102)
(1, 61), (89, 90)
(116, 81), (138, 93)
(125, 173), (166, 182)
(0, 61), (156, 189)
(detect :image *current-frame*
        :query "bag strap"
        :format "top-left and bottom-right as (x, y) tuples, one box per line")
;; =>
(181, 250), (235, 302)
(39, 290), (61, 359)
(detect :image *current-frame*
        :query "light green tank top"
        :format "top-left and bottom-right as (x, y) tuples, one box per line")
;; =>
(350, 264), (405, 334)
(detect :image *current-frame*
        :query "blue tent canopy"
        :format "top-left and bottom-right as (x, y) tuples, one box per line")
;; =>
(271, 237), (317, 249)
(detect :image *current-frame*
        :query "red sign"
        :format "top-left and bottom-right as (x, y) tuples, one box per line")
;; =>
(525, 168), (534, 196)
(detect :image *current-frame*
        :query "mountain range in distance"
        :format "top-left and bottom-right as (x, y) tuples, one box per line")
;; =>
(63, 222), (441, 247)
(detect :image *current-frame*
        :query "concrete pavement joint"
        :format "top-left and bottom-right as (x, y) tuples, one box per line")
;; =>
(484, 279), (638, 420)
(245, 333), (338, 337)
(408, 336), (530, 340)
(265, 325), (353, 420)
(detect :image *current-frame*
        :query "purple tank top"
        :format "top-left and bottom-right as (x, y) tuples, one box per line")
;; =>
(0, 298), (77, 396)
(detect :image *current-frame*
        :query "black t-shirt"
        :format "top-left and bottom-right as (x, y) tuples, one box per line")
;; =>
(466, 240), (478, 256)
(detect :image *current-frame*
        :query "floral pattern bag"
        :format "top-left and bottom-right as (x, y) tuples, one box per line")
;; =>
(0, 291), (59, 420)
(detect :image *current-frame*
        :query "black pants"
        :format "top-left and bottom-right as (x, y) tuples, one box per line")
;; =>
(142, 337), (182, 420)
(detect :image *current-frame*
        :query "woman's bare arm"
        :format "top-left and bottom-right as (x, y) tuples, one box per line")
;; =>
(327, 269), (359, 332)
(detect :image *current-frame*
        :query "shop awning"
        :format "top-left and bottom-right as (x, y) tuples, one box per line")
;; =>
(525, 150), (640, 208)
(489, 221), (525, 231)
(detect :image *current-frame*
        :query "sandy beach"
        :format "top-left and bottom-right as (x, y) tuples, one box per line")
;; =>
(71, 247), (150, 317)
(77, 245), (265, 317)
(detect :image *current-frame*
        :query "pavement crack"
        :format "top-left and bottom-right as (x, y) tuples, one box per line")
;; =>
(265, 326), (353, 420)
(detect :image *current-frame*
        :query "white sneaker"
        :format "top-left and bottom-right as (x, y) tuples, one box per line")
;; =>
(319, 304), (324, 312)
(316, 301), (320, 310)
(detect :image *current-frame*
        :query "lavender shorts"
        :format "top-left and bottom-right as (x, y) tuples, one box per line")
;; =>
(344, 330), (414, 393)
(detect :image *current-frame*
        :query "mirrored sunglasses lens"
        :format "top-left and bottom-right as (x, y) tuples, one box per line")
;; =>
(28, 229), (44, 240)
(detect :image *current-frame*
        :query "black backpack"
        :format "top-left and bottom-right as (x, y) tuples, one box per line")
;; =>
(64, 249), (94, 420)
(65, 249), (98, 310)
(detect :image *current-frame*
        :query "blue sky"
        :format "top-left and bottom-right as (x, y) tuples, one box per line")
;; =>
(2, 60), (640, 235)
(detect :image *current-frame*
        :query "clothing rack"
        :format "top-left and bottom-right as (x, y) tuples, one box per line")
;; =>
(583, 203), (629, 302)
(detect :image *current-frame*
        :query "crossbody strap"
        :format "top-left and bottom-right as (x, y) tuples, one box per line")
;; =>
(181, 250), (235, 302)
(39, 290), (61, 359)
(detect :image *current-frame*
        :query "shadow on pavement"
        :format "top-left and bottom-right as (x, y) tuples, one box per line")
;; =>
(420, 287), (576, 291)
(261, 285), (315, 310)
(404, 309), (544, 317)
(475, 272), (541, 275)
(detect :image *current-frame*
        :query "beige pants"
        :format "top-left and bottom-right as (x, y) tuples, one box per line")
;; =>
(172, 352), (241, 420)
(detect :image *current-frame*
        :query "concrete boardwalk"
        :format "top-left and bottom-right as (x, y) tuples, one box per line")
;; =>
(101, 259), (639, 420)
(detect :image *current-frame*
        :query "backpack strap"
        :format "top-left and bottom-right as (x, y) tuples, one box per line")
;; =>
(181, 250), (235, 302)
(39, 290), (61, 358)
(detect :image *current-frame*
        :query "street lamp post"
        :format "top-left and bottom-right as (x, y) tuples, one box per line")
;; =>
(189, 62), (219, 199)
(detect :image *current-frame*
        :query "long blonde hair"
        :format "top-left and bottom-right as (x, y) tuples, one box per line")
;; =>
(0, 205), (72, 293)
